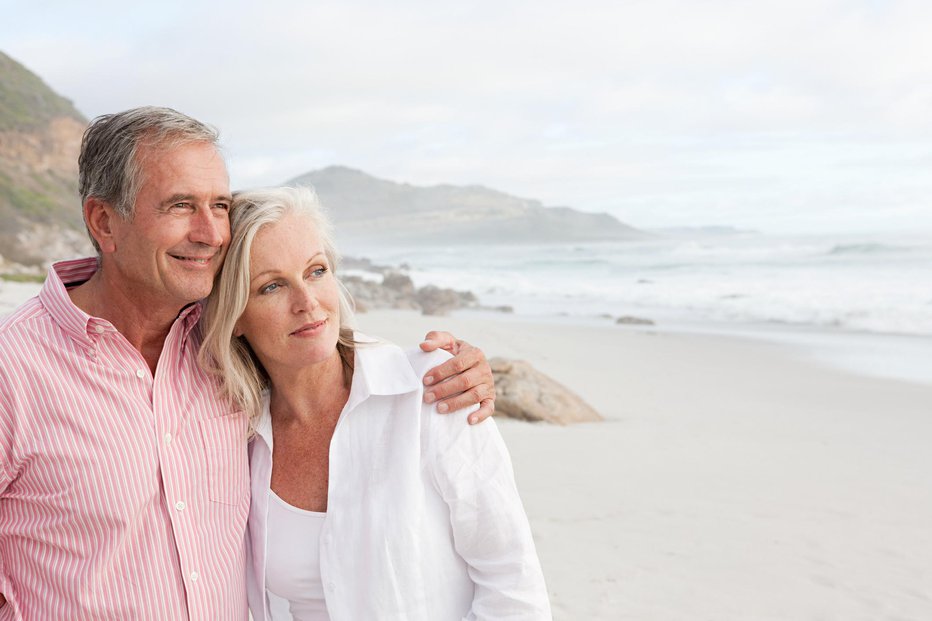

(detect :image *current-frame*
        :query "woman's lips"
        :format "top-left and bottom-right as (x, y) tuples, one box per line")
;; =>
(290, 319), (326, 337)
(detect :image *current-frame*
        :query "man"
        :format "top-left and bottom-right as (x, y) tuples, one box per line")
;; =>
(0, 107), (495, 619)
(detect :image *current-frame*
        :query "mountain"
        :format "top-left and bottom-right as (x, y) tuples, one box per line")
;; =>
(0, 51), (91, 267)
(0, 52), (644, 267)
(288, 166), (646, 247)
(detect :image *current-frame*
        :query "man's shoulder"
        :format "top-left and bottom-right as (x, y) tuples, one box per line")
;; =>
(0, 295), (48, 343)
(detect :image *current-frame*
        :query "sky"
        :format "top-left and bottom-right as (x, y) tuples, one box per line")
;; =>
(2, 0), (931, 235)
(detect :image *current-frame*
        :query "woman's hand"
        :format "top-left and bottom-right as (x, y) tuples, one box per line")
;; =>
(419, 332), (496, 425)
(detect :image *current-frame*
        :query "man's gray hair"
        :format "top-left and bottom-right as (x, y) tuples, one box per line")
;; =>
(78, 106), (221, 247)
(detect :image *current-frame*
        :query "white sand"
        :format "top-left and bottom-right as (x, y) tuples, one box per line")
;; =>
(4, 278), (931, 619)
(358, 310), (932, 621)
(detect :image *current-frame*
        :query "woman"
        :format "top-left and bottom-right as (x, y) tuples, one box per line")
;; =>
(200, 187), (551, 620)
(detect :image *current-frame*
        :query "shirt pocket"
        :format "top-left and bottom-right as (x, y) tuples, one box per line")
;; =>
(198, 412), (249, 505)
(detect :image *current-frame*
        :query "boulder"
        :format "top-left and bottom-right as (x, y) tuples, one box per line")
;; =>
(616, 315), (655, 326)
(490, 357), (603, 425)
(382, 271), (416, 297)
(416, 285), (477, 316)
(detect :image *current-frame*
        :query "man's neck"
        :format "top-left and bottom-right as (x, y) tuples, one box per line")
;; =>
(67, 270), (185, 373)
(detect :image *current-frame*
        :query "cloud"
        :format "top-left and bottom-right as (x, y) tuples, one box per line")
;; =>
(3, 0), (932, 233)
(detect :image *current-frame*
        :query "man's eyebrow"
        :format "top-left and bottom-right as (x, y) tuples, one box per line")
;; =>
(161, 193), (233, 207)
(161, 193), (196, 207)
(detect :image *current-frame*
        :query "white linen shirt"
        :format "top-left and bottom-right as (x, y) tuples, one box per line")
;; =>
(245, 336), (551, 620)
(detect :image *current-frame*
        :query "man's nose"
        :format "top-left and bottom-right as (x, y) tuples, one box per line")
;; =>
(190, 206), (225, 247)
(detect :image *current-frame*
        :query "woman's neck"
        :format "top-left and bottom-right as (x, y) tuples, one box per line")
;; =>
(267, 348), (351, 426)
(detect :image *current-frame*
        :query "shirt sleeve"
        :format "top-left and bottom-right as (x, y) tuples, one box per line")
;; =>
(0, 378), (14, 494)
(0, 375), (15, 609)
(426, 405), (552, 620)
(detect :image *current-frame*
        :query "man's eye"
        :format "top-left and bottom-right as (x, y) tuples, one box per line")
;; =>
(214, 203), (230, 211)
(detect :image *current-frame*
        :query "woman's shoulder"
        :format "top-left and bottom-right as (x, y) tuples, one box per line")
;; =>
(403, 346), (452, 382)
(353, 331), (452, 383)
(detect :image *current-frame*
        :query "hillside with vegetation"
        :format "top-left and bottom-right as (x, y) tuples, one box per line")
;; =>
(0, 51), (90, 267)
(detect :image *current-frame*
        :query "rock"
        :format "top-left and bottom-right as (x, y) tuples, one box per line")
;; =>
(416, 285), (463, 316)
(489, 357), (603, 425)
(341, 272), (478, 316)
(616, 315), (655, 326)
(382, 271), (416, 297)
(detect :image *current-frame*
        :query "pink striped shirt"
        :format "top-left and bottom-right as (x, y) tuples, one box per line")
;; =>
(0, 257), (249, 620)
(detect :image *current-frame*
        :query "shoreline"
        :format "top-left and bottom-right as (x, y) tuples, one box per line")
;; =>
(380, 306), (932, 388)
(2, 274), (931, 387)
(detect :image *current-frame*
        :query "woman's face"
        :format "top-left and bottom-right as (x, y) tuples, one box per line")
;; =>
(234, 210), (342, 375)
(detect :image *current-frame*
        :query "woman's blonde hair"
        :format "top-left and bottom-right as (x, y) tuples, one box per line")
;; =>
(199, 186), (356, 425)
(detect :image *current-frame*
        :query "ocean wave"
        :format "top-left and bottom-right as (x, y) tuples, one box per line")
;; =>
(826, 243), (908, 256)
(361, 234), (932, 337)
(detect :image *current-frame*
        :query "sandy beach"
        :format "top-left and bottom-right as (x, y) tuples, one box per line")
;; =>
(3, 277), (931, 620)
(357, 310), (932, 621)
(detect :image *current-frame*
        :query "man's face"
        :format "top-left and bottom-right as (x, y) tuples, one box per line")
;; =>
(106, 141), (232, 309)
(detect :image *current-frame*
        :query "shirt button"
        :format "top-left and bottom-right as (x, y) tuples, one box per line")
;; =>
(190, 571), (199, 583)
(175, 501), (186, 511)
(164, 433), (173, 445)
(327, 581), (336, 591)
(95, 325), (105, 334)
(136, 369), (146, 379)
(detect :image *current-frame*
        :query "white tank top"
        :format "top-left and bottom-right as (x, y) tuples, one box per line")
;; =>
(265, 490), (331, 620)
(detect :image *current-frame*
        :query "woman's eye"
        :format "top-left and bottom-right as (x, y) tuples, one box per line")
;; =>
(311, 267), (329, 278)
(259, 282), (280, 294)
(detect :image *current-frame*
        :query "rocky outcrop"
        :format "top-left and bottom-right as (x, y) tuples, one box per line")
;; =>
(490, 357), (603, 425)
(0, 51), (90, 267)
(342, 270), (477, 316)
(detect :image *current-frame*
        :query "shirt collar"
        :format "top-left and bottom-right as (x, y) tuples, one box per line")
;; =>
(254, 333), (421, 449)
(39, 256), (203, 346)
(349, 333), (422, 400)
(39, 257), (103, 346)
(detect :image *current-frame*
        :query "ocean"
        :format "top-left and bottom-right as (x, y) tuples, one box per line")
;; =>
(2, 232), (928, 385)
(346, 232), (932, 385)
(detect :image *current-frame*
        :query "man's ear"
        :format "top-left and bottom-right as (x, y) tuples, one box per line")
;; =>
(84, 197), (118, 253)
